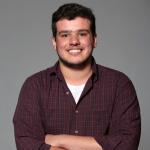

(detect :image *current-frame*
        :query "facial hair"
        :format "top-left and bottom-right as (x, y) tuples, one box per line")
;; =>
(58, 52), (93, 70)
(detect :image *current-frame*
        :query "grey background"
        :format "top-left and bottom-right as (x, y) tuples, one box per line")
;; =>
(0, 0), (149, 149)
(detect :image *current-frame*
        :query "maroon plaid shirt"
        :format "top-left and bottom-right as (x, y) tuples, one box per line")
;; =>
(13, 58), (141, 150)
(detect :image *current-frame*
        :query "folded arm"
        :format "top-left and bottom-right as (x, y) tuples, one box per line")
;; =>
(46, 75), (141, 150)
(45, 134), (102, 150)
(13, 78), (51, 150)
(94, 75), (141, 150)
(49, 146), (67, 150)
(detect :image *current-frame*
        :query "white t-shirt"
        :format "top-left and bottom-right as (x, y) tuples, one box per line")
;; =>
(67, 83), (85, 104)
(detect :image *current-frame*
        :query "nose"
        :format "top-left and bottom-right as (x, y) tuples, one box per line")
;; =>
(69, 34), (80, 46)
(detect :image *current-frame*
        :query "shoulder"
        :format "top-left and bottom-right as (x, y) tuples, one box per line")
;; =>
(96, 64), (133, 85)
(22, 65), (55, 89)
(96, 64), (137, 97)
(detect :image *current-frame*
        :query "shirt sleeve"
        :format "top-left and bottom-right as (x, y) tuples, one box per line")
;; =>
(13, 77), (51, 150)
(94, 74), (141, 150)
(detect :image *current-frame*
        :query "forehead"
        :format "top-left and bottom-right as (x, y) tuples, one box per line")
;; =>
(56, 17), (91, 31)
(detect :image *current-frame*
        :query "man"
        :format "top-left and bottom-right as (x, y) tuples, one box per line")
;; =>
(13, 3), (141, 150)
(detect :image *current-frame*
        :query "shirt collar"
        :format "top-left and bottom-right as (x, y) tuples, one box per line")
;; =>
(49, 56), (99, 82)
(91, 57), (99, 82)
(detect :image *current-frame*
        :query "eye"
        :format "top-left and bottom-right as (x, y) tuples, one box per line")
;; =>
(61, 33), (68, 37)
(79, 32), (88, 37)
(59, 32), (70, 38)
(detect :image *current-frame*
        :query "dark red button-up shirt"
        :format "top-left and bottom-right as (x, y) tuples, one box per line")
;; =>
(13, 59), (141, 150)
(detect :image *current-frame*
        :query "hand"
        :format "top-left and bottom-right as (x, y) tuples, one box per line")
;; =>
(45, 134), (102, 150)
(45, 134), (59, 146)
(46, 135), (67, 150)
(50, 146), (67, 150)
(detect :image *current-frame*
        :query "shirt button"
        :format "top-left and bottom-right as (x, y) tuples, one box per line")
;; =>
(65, 91), (70, 95)
(75, 110), (79, 114)
(75, 130), (79, 134)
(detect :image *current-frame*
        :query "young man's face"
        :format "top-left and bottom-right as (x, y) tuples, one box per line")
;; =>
(52, 17), (97, 68)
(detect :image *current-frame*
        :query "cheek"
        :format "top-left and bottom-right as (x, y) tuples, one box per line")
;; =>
(81, 37), (94, 46)
(82, 40), (94, 49)
(56, 40), (68, 49)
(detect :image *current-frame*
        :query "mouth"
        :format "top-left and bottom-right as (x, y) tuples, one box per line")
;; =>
(67, 48), (83, 55)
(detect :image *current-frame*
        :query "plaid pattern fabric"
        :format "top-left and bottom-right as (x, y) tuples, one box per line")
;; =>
(13, 58), (141, 150)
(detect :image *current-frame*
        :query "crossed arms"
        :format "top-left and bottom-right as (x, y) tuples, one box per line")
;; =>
(13, 72), (141, 150)
(45, 134), (102, 150)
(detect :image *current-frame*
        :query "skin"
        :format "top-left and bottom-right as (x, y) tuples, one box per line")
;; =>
(45, 134), (102, 150)
(46, 17), (103, 150)
(52, 17), (97, 85)
(52, 17), (96, 69)
(49, 146), (67, 150)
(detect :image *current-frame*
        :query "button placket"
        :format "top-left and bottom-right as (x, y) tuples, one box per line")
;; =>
(65, 91), (70, 95)
(75, 110), (79, 114)
(74, 109), (79, 134)
(74, 130), (79, 134)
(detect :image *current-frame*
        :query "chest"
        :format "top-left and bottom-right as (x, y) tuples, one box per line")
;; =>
(40, 81), (116, 136)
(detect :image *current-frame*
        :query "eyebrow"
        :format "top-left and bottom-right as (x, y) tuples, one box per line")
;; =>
(57, 29), (90, 35)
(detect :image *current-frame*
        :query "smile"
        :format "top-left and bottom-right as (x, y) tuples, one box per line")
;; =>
(68, 49), (82, 55)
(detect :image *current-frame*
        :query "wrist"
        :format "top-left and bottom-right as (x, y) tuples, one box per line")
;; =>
(56, 134), (66, 147)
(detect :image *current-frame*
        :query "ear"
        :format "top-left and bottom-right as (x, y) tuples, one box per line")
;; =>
(52, 37), (56, 50)
(93, 36), (97, 48)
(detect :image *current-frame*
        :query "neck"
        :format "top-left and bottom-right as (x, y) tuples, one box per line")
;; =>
(59, 59), (93, 85)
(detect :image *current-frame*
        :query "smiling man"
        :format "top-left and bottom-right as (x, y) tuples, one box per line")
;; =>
(53, 17), (96, 68)
(13, 3), (141, 150)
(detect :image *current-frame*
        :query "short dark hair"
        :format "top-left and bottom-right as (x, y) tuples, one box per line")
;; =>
(52, 3), (96, 38)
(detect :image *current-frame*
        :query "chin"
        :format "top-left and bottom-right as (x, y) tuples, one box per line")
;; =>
(60, 56), (92, 69)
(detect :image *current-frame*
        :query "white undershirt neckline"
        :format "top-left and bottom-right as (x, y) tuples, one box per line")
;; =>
(67, 82), (85, 104)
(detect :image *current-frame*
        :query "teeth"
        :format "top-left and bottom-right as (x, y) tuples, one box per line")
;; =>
(69, 49), (81, 54)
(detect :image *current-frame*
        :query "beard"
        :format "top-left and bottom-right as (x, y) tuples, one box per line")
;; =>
(58, 53), (93, 70)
